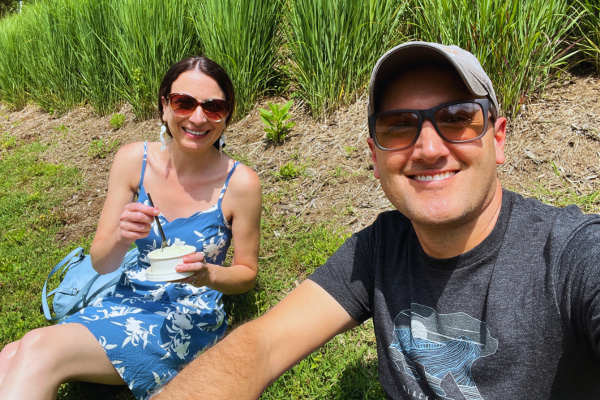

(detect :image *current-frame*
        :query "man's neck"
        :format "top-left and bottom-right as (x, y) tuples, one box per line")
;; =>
(413, 181), (504, 259)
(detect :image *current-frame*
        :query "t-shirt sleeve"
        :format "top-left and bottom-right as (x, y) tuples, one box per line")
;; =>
(556, 218), (600, 362)
(308, 224), (375, 323)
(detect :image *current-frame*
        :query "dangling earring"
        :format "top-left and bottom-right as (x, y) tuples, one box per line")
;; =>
(219, 134), (226, 156)
(160, 124), (172, 151)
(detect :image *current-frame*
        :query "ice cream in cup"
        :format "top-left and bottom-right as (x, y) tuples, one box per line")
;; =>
(146, 245), (196, 282)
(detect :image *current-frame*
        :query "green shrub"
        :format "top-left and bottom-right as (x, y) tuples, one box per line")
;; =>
(87, 138), (120, 159)
(110, 113), (126, 129)
(259, 100), (296, 143)
(275, 161), (305, 180)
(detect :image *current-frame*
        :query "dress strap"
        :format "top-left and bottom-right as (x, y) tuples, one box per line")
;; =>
(137, 141), (148, 192)
(217, 161), (240, 207)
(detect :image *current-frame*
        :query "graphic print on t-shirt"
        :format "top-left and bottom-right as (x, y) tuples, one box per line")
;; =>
(390, 304), (498, 400)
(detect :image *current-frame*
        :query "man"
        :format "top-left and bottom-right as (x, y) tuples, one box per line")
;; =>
(153, 42), (600, 399)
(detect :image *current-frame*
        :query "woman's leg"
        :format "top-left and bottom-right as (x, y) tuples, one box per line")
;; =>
(0, 323), (124, 400)
(0, 340), (20, 386)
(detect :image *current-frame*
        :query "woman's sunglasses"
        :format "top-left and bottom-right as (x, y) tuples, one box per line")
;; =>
(167, 93), (230, 122)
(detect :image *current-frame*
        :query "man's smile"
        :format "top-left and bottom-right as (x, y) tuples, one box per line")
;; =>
(410, 171), (457, 182)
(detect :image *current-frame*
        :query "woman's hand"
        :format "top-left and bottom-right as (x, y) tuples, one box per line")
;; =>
(174, 252), (211, 287)
(118, 202), (159, 243)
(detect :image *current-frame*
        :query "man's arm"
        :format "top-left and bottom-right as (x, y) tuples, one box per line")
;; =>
(152, 280), (359, 399)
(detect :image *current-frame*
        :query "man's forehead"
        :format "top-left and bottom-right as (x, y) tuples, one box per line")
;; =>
(377, 65), (472, 111)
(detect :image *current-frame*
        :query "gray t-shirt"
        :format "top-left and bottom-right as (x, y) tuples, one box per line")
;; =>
(309, 189), (600, 399)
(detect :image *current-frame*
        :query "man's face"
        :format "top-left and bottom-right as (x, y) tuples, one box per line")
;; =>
(367, 65), (507, 230)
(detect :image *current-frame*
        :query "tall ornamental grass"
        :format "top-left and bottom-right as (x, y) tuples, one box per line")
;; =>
(0, 15), (28, 108)
(1, 0), (599, 121)
(575, 0), (600, 71)
(0, 0), (202, 118)
(408, 0), (578, 116)
(112, 0), (201, 119)
(69, 0), (123, 116)
(192, 0), (283, 120)
(6, 0), (86, 113)
(285, 0), (405, 120)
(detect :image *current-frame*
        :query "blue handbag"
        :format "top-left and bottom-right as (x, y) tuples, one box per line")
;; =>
(41, 246), (139, 322)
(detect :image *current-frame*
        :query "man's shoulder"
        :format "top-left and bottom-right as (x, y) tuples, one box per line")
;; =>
(505, 189), (598, 219)
(503, 189), (600, 240)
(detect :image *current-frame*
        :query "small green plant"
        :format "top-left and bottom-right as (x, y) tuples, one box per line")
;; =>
(0, 132), (17, 150)
(259, 100), (296, 143)
(330, 165), (349, 178)
(109, 113), (126, 129)
(275, 161), (303, 180)
(52, 124), (69, 136)
(87, 138), (121, 159)
(343, 146), (357, 157)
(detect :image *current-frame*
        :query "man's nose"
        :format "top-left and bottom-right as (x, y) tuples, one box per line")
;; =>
(413, 120), (450, 160)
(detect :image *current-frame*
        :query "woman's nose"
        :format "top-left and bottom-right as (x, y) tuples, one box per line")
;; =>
(188, 105), (207, 123)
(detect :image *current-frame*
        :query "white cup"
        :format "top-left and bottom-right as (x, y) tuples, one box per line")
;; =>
(146, 245), (196, 282)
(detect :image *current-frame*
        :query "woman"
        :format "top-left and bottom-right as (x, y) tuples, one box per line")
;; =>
(0, 56), (261, 400)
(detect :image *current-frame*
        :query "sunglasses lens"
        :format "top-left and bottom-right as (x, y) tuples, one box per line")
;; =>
(374, 112), (419, 150)
(434, 102), (485, 141)
(201, 100), (228, 121)
(168, 94), (229, 121)
(169, 94), (197, 116)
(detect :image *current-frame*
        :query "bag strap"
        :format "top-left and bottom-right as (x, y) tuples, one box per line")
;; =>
(41, 247), (85, 321)
(42, 247), (139, 322)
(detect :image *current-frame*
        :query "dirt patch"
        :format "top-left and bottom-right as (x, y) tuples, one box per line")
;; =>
(1, 70), (599, 243)
(500, 72), (600, 204)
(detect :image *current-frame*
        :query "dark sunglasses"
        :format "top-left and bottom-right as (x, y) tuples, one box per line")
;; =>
(369, 99), (493, 151)
(167, 93), (230, 122)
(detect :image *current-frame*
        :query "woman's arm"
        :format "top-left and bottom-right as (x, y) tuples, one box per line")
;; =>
(175, 163), (261, 294)
(90, 142), (158, 274)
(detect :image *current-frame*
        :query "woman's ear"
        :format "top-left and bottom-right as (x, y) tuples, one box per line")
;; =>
(161, 96), (169, 123)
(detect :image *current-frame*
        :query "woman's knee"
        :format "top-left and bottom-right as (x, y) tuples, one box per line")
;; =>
(15, 328), (61, 371)
(0, 340), (21, 382)
(0, 340), (20, 364)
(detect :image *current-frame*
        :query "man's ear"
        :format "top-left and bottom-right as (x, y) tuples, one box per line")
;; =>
(493, 117), (507, 165)
(367, 138), (380, 179)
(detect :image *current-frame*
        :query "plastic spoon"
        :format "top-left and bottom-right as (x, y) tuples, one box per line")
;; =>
(146, 193), (168, 250)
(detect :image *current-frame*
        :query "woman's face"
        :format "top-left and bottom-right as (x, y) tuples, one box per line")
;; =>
(161, 69), (228, 151)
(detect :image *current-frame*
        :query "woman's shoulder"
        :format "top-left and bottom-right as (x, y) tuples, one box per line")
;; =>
(109, 141), (154, 181)
(113, 141), (148, 162)
(225, 160), (261, 198)
(231, 161), (260, 187)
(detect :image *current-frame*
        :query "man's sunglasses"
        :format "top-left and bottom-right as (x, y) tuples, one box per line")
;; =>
(167, 93), (230, 122)
(368, 99), (494, 151)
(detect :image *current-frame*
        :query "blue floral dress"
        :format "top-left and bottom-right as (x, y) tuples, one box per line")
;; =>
(64, 142), (238, 399)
